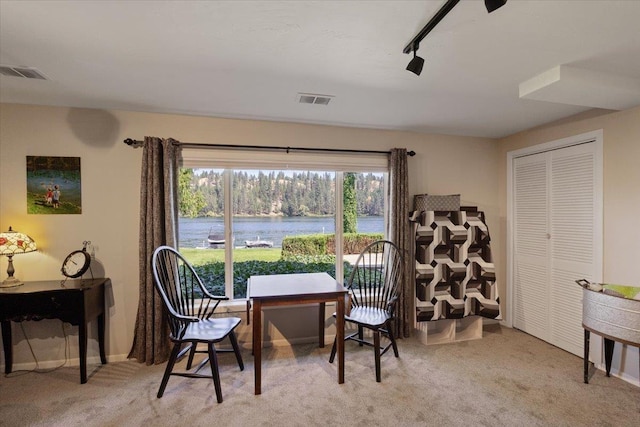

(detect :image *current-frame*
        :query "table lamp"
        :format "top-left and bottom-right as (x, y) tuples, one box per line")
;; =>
(0, 226), (37, 288)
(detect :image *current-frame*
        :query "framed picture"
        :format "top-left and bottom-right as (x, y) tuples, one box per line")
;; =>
(26, 156), (82, 214)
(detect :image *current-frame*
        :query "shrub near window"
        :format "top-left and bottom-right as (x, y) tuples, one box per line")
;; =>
(193, 258), (352, 299)
(337, 233), (384, 255)
(281, 233), (383, 260)
(281, 234), (330, 260)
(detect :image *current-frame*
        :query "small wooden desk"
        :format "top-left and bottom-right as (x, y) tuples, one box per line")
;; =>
(0, 278), (109, 384)
(248, 272), (347, 395)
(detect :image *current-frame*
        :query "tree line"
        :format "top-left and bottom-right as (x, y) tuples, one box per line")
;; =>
(178, 169), (385, 219)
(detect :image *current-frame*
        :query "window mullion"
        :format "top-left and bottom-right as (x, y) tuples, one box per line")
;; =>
(224, 169), (233, 298)
(335, 172), (344, 285)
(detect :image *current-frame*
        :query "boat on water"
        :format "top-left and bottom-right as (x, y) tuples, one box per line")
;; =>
(208, 235), (225, 245)
(245, 236), (273, 248)
(207, 228), (226, 245)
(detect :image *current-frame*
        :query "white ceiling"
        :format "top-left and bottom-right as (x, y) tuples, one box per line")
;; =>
(1, 0), (640, 139)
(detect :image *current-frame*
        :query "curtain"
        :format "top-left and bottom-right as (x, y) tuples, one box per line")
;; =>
(388, 148), (412, 338)
(128, 137), (181, 364)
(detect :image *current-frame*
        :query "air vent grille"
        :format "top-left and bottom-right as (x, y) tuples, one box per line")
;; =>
(313, 96), (331, 105)
(0, 65), (48, 80)
(297, 93), (334, 105)
(299, 95), (316, 104)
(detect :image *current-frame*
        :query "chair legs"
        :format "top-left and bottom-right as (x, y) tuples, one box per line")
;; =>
(157, 343), (181, 398)
(329, 336), (338, 363)
(157, 333), (244, 402)
(208, 343), (223, 403)
(186, 343), (197, 370)
(385, 320), (399, 358)
(329, 323), (399, 382)
(373, 330), (381, 382)
(229, 331), (244, 371)
(207, 333), (244, 403)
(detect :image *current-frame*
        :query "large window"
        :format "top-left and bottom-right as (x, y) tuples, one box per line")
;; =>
(178, 150), (387, 301)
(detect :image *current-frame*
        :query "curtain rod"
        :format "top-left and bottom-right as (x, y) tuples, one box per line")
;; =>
(123, 138), (416, 157)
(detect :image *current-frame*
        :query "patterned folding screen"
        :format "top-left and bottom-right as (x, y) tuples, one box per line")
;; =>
(412, 208), (501, 322)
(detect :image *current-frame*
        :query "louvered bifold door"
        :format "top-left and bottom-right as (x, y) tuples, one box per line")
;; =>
(548, 143), (597, 356)
(513, 152), (550, 342)
(513, 141), (597, 358)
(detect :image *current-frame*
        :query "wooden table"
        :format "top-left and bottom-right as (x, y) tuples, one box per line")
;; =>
(0, 278), (109, 384)
(248, 272), (347, 395)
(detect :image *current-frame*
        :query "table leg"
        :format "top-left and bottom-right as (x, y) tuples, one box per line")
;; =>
(318, 302), (325, 348)
(583, 329), (590, 384)
(1, 320), (12, 374)
(98, 313), (107, 365)
(79, 321), (88, 384)
(336, 295), (345, 384)
(253, 299), (262, 395)
(604, 338), (614, 377)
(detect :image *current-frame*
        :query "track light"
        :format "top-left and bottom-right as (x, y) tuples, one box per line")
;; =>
(406, 49), (424, 76)
(485, 0), (507, 13)
(403, 0), (508, 75)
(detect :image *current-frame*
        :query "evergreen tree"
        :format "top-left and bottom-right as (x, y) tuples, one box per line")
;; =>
(178, 169), (206, 218)
(343, 172), (357, 232)
(181, 168), (384, 218)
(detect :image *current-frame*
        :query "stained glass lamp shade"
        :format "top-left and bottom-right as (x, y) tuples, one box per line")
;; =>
(0, 226), (37, 288)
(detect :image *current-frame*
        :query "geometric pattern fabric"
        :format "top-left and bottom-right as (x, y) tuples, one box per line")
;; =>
(411, 208), (501, 322)
(413, 194), (460, 212)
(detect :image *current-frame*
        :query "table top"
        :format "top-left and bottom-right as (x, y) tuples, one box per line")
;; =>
(0, 278), (109, 294)
(248, 272), (346, 299)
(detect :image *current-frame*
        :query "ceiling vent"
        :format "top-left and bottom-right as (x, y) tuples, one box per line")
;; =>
(0, 65), (48, 80)
(297, 93), (333, 105)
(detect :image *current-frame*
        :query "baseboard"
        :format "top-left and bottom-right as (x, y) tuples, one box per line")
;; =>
(10, 353), (131, 372)
(594, 362), (640, 388)
(258, 334), (337, 348)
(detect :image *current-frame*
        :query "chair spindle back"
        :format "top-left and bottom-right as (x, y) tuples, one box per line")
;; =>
(152, 246), (222, 338)
(347, 240), (404, 313)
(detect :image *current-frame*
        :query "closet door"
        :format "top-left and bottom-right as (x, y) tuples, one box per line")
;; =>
(513, 141), (598, 357)
(513, 152), (550, 342)
(548, 143), (597, 356)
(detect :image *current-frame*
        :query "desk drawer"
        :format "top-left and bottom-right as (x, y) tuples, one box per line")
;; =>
(0, 291), (83, 323)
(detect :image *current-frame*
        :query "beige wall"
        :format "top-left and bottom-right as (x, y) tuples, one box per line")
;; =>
(3, 102), (636, 383)
(0, 103), (499, 367)
(497, 105), (640, 383)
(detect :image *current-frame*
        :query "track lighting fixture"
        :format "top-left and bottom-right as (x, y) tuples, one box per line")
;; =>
(403, 0), (459, 56)
(485, 0), (507, 13)
(403, 0), (507, 74)
(406, 48), (424, 76)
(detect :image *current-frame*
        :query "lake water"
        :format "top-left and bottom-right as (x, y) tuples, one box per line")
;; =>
(179, 216), (384, 248)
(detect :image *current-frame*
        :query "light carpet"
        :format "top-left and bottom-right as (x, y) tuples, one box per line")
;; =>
(1, 324), (638, 427)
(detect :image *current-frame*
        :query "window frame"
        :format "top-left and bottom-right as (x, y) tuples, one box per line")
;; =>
(181, 148), (389, 301)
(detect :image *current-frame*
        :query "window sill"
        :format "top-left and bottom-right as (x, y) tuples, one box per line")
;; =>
(218, 299), (339, 315)
(218, 300), (249, 314)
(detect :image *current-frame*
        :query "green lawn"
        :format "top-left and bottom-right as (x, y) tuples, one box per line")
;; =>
(180, 247), (282, 265)
(27, 192), (81, 214)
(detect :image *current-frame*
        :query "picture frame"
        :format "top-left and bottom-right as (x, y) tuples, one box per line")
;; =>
(26, 156), (82, 214)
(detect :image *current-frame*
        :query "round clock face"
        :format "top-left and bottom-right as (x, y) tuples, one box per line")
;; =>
(62, 250), (91, 278)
